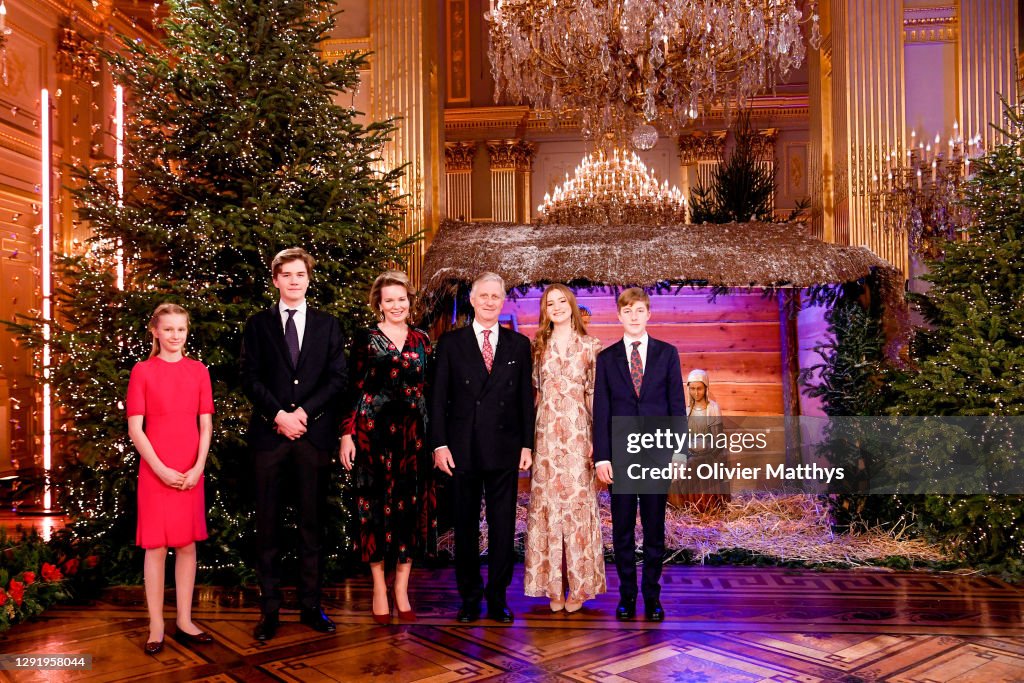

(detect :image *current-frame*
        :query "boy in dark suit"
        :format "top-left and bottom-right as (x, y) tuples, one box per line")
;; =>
(593, 287), (685, 621)
(240, 248), (346, 640)
(430, 272), (535, 624)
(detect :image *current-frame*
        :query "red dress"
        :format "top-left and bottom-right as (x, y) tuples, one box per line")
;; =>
(126, 356), (214, 549)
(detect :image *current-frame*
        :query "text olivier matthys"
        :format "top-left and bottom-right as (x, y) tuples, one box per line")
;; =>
(624, 429), (846, 483)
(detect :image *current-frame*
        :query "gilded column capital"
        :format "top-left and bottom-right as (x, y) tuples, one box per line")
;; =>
(487, 139), (536, 172)
(754, 128), (778, 164)
(677, 130), (726, 164)
(56, 28), (99, 82)
(444, 141), (477, 172)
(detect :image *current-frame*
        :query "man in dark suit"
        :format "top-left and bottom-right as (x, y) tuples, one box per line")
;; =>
(594, 287), (685, 622)
(430, 272), (535, 624)
(240, 247), (346, 640)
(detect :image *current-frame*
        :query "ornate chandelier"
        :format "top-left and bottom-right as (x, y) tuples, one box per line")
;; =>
(487, 0), (820, 146)
(870, 125), (984, 259)
(537, 148), (687, 225)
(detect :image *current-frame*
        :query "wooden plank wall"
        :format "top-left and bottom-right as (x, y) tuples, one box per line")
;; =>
(502, 287), (784, 416)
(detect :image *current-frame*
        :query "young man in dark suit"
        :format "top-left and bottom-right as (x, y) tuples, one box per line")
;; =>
(594, 287), (685, 622)
(430, 272), (535, 624)
(240, 248), (346, 640)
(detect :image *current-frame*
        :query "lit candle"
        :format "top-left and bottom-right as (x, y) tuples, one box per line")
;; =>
(965, 157), (971, 175)
(931, 159), (937, 183)
(917, 169), (922, 189)
(0, 1), (6, 33)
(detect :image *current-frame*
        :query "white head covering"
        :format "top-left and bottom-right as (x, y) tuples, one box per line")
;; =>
(686, 368), (710, 387)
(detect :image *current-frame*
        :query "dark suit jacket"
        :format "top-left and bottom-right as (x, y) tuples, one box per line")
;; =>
(592, 336), (686, 464)
(428, 325), (535, 471)
(240, 306), (347, 452)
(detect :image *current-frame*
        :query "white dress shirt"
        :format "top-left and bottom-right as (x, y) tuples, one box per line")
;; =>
(278, 300), (308, 349)
(622, 332), (649, 373)
(472, 319), (500, 353)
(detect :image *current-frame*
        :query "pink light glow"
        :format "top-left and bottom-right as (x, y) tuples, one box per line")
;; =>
(41, 88), (52, 510)
(115, 85), (124, 290)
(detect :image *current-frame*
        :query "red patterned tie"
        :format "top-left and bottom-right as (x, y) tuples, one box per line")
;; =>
(630, 340), (643, 396)
(482, 329), (494, 373)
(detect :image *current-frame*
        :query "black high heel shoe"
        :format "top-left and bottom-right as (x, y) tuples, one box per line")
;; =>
(173, 629), (214, 645)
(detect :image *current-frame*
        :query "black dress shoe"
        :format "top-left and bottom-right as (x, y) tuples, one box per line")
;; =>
(456, 602), (481, 623)
(645, 599), (665, 622)
(173, 629), (214, 645)
(300, 607), (336, 633)
(254, 612), (279, 641)
(487, 606), (514, 624)
(144, 639), (164, 656)
(616, 598), (636, 621)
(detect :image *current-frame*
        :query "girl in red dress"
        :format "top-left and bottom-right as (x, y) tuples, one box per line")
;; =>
(126, 303), (214, 654)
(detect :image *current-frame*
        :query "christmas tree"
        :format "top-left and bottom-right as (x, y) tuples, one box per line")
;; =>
(689, 111), (777, 224)
(891, 101), (1024, 576)
(799, 279), (914, 532)
(13, 0), (406, 583)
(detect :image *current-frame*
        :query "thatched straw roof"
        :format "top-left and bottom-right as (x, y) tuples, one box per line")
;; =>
(422, 220), (900, 295)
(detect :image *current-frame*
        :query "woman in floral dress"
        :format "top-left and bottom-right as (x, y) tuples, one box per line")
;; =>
(341, 271), (435, 624)
(524, 284), (606, 613)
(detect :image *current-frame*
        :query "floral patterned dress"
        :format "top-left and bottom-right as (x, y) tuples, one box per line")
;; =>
(342, 326), (436, 565)
(524, 333), (607, 601)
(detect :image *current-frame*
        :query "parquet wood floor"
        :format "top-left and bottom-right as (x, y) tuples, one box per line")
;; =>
(2, 565), (1023, 682)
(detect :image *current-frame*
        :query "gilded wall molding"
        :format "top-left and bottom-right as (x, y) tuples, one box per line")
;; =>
(445, 0), (470, 103)
(56, 28), (99, 82)
(444, 141), (476, 171)
(321, 37), (371, 61)
(487, 139), (536, 172)
(0, 123), (39, 158)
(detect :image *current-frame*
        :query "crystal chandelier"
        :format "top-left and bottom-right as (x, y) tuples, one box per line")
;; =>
(537, 148), (688, 225)
(870, 123), (983, 259)
(487, 0), (820, 145)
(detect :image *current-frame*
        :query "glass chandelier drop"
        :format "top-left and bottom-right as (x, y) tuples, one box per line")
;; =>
(537, 148), (688, 225)
(487, 0), (820, 144)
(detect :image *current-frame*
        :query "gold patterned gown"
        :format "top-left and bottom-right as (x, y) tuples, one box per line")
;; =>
(524, 334), (607, 601)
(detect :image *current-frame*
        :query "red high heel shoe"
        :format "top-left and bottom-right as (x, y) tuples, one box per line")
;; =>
(372, 587), (392, 625)
(393, 587), (416, 622)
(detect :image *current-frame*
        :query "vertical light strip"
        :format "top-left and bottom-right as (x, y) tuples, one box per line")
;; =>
(40, 87), (52, 510)
(115, 84), (125, 290)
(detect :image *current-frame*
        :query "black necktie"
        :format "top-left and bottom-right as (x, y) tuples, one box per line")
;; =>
(285, 309), (299, 366)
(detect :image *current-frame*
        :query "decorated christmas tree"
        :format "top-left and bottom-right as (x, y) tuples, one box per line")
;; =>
(891, 101), (1024, 575)
(13, 0), (405, 583)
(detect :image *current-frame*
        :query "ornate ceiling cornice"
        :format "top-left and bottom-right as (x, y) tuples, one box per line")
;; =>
(445, 106), (531, 132)
(904, 5), (957, 43)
